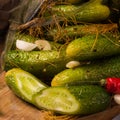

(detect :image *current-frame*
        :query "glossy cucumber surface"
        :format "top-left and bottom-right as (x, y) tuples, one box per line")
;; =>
(33, 85), (110, 115)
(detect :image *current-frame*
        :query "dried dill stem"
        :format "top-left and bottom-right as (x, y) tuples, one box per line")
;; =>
(17, 22), (118, 44)
(16, 18), (46, 31)
(47, 23), (118, 41)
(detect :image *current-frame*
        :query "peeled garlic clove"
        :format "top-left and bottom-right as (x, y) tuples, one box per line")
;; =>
(114, 94), (120, 105)
(35, 40), (51, 50)
(16, 40), (37, 51)
(66, 61), (80, 69)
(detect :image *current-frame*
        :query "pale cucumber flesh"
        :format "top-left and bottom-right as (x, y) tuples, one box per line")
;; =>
(33, 87), (80, 115)
(5, 68), (48, 103)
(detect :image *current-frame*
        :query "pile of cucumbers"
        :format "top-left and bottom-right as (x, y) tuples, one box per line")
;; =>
(3, 0), (120, 116)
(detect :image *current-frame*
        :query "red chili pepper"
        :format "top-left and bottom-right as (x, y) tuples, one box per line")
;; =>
(101, 78), (120, 94)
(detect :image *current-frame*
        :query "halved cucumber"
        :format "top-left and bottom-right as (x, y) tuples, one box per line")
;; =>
(33, 87), (80, 115)
(5, 68), (48, 103)
(33, 85), (110, 115)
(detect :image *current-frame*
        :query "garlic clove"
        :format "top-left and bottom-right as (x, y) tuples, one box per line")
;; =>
(35, 40), (51, 50)
(114, 94), (120, 105)
(16, 40), (37, 51)
(66, 61), (80, 69)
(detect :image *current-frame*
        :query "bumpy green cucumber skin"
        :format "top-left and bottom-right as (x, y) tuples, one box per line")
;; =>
(51, 55), (120, 86)
(74, 0), (110, 22)
(67, 85), (110, 115)
(66, 34), (120, 61)
(43, 4), (77, 19)
(5, 68), (48, 103)
(15, 33), (38, 43)
(4, 50), (72, 80)
(33, 85), (110, 115)
(50, 0), (110, 22)
(48, 4), (77, 22)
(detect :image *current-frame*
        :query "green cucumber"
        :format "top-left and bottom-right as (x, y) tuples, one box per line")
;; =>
(74, 0), (110, 22)
(66, 33), (120, 61)
(15, 33), (38, 43)
(47, 24), (118, 41)
(51, 55), (120, 86)
(4, 50), (72, 80)
(49, 0), (110, 23)
(33, 85), (110, 115)
(5, 68), (48, 103)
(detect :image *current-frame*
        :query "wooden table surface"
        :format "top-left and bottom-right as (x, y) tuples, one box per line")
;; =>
(0, 39), (120, 120)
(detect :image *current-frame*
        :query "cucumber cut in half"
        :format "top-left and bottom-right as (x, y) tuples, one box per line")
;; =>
(33, 85), (110, 115)
(5, 68), (48, 103)
(33, 87), (80, 115)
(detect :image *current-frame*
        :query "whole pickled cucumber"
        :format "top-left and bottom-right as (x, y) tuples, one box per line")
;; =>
(5, 68), (48, 103)
(33, 85), (110, 115)
(66, 33), (120, 61)
(47, 23), (117, 41)
(51, 55), (120, 86)
(49, 0), (110, 23)
(75, 0), (110, 22)
(4, 50), (72, 80)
